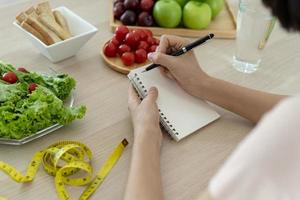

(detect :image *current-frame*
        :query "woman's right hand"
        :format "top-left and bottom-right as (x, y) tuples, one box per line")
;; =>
(148, 35), (210, 98)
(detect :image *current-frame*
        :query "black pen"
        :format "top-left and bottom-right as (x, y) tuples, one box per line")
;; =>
(143, 33), (214, 72)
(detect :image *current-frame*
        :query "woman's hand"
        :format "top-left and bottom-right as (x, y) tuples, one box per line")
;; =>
(148, 35), (210, 98)
(128, 85), (162, 145)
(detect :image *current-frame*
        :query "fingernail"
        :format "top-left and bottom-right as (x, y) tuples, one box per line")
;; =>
(148, 53), (154, 61)
(149, 87), (157, 92)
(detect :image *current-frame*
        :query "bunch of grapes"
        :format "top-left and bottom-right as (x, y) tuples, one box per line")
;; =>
(113, 0), (155, 27)
(104, 26), (159, 66)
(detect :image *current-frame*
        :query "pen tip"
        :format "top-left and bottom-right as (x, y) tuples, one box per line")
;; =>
(209, 33), (215, 39)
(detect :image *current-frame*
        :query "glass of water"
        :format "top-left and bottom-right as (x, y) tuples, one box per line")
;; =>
(233, 0), (276, 73)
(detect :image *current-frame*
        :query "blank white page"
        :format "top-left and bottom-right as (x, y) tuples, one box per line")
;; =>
(128, 66), (220, 141)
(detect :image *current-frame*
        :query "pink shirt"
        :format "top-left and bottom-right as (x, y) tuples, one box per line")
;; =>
(209, 96), (300, 200)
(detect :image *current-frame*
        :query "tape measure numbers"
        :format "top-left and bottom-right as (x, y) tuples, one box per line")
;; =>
(0, 139), (128, 200)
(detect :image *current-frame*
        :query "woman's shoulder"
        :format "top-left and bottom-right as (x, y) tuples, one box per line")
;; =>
(273, 95), (300, 115)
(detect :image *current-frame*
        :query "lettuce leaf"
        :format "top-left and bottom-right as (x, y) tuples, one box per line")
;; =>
(0, 61), (86, 139)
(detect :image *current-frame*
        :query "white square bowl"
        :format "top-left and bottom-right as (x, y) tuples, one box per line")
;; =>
(13, 6), (98, 63)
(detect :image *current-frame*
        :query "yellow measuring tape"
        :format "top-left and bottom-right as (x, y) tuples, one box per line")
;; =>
(0, 139), (128, 200)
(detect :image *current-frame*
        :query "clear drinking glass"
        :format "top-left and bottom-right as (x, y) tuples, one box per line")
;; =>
(233, 0), (276, 73)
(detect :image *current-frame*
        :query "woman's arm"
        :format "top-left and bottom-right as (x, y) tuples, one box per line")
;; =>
(124, 86), (164, 200)
(148, 35), (286, 123)
(198, 76), (285, 123)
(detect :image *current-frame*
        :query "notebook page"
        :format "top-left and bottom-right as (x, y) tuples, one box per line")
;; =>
(129, 66), (220, 141)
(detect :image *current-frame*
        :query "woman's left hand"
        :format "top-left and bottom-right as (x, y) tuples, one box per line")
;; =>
(128, 85), (162, 145)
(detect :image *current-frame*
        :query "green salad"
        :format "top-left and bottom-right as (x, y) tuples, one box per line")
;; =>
(0, 61), (86, 140)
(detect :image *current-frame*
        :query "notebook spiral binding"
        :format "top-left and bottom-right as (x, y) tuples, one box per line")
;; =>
(132, 73), (180, 137)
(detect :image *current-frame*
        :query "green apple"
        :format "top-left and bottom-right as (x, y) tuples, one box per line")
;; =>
(153, 0), (182, 28)
(183, 1), (212, 29)
(172, 0), (190, 8)
(201, 0), (224, 18)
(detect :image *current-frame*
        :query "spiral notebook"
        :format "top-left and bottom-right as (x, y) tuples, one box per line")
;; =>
(128, 66), (220, 141)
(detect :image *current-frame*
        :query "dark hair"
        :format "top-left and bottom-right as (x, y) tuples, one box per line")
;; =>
(263, 0), (300, 31)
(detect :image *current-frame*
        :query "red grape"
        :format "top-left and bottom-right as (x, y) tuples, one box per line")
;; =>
(124, 32), (140, 48)
(118, 44), (131, 56)
(121, 52), (135, 66)
(104, 42), (118, 57)
(135, 49), (147, 63)
(148, 45), (158, 53)
(111, 36), (120, 46)
(115, 25), (129, 42)
(138, 41), (149, 50)
(139, 29), (148, 40)
(2, 72), (18, 84)
(144, 29), (153, 37)
(146, 36), (156, 45)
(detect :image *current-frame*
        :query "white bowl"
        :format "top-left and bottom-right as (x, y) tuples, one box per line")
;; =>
(13, 6), (98, 63)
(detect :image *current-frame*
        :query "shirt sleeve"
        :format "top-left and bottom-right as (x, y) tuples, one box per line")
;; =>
(209, 96), (300, 200)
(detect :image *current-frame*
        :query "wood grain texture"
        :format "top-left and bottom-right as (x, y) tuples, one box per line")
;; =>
(110, 0), (237, 39)
(0, 0), (300, 200)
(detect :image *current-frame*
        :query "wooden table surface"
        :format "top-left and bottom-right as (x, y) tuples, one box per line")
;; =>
(0, 0), (300, 200)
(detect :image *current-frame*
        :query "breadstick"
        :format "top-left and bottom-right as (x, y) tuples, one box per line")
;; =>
(36, 2), (55, 20)
(25, 6), (36, 16)
(26, 16), (61, 45)
(16, 12), (27, 24)
(21, 21), (48, 45)
(53, 10), (71, 36)
(39, 13), (71, 40)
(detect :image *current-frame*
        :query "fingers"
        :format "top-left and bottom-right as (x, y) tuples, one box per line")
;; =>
(159, 67), (175, 80)
(157, 35), (190, 54)
(148, 52), (175, 71)
(128, 84), (141, 111)
(144, 87), (158, 104)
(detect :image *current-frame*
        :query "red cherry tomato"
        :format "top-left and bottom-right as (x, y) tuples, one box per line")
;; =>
(135, 49), (147, 63)
(28, 83), (38, 93)
(104, 42), (118, 57)
(111, 36), (120, 46)
(138, 41), (149, 51)
(146, 37), (156, 46)
(143, 29), (153, 38)
(2, 72), (18, 84)
(148, 45), (158, 53)
(124, 32), (140, 48)
(115, 25), (130, 42)
(17, 67), (29, 73)
(118, 44), (131, 56)
(121, 52), (135, 66)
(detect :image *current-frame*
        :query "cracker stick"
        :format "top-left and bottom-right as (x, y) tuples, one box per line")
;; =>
(25, 6), (36, 16)
(36, 2), (55, 20)
(26, 8), (62, 44)
(21, 21), (48, 45)
(39, 13), (71, 40)
(53, 10), (71, 36)
(16, 12), (27, 24)
(26, 16), (61, 45)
